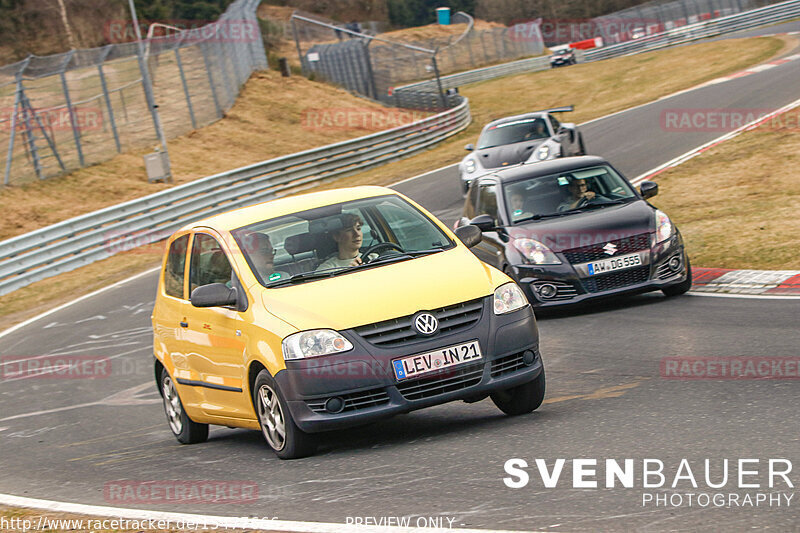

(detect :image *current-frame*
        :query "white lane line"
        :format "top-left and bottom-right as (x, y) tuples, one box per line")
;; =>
(631, 95), (800, 184)
(688, 292), (800, 300)
(0, 494), (537, 533)
(0, 267), (160, 341)
(390, 163), (459, 187)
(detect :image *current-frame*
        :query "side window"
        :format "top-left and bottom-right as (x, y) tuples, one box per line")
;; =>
(549, 115), (560, 134)
(164, 234), (189, 299)
(189, 233), (233, 295)
(476, 183), (499, 223)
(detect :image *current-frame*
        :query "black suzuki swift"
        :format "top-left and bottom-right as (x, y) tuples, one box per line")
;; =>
(455, 156), (692, 308)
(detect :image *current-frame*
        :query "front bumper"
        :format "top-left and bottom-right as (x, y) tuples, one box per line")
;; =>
(513, 232), (689, 308)
(274, 298), (542, 433)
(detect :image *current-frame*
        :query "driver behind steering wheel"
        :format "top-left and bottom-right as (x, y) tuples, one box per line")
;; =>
(558, 177), (596, 212)
(316, 213), (379, 271)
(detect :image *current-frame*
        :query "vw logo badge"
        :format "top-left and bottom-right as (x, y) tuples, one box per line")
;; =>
(413, 312), (439, 336)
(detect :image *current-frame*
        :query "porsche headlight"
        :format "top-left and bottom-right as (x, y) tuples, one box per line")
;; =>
(282, 329), (353, 360)
(513, 238), (562, 265)
(494, 282), (528, 315)
(655, 209), (673, 244)
(536, 145), (551, 160)
(465, 159), (476, 173)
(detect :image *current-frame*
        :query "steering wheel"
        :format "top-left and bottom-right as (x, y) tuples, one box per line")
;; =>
(361, 242), (404, 263)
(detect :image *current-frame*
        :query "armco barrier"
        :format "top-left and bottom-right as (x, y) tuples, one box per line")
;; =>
(0, 98), (470, 296)
(396, 0), (800, 93)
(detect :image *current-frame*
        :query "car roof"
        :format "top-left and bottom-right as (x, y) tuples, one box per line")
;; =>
(479, 156), (612, 184)
(179, 186), (394, 233)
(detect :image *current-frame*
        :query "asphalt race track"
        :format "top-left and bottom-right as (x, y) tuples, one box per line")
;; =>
(1, 36), (799, 532)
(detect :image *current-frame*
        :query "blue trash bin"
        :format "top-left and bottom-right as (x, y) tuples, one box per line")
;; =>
(436, 7), (451, 25)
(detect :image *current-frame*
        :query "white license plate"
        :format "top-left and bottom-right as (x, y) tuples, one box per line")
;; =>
(392, 340), (482, 381)
(587, 252), (642, 275)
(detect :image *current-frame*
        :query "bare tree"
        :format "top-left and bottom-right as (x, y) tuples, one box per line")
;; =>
(55, 0), (77, 50)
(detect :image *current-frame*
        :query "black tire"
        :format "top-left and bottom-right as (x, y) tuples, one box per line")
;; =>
(662, 256), (692, 297)
(160, 368), (209, 444)
(253, 370), (317, 459)
(491, 368), (546, 416)
(577, 134), (587, 155)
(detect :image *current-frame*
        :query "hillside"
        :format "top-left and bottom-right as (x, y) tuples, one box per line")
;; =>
(0, 69), (428, 241)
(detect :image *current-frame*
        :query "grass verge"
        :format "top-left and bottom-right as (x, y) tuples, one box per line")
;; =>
(650, 106), (800, 270)
(0, 36), (792, 330)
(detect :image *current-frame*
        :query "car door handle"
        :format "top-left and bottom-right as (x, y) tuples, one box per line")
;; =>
(180, 321), (189, 328)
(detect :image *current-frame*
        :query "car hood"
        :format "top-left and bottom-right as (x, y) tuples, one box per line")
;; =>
(260, 247), (507, 332)
(508, 200), (655, 252)
(475, 140), (544, 169)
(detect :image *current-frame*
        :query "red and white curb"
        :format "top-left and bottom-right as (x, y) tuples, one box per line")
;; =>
(692, 268), (800, 295)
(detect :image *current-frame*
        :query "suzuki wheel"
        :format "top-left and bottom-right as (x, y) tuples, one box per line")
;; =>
(161, 369), (208, 444)
(254, 370), (316, 459)
(662, 257), (692, 297)
(491, 367), (545, 415)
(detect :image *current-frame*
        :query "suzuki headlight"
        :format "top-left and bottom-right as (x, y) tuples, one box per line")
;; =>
(465, 159), (476, 173)
(655, 209), (673, 244)
(513, 238), (562, 265)
(494, 283), (528, 315)
(536, 145), (551, 160)
(282, 329), (353, 360)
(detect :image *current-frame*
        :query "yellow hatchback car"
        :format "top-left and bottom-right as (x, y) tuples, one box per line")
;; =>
(152, 186), (545, 458)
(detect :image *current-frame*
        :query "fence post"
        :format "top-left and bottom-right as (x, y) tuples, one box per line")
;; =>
(173, 39), (197, 129)
(200, 41), (223, 119)
(3, 71), (25, 186)
(97, 45), (121, 153)
(58, 51), (85, 167)
(480, 31), (489, 63)
(19, 94), (43, 179)
(431, 52), (447, 110)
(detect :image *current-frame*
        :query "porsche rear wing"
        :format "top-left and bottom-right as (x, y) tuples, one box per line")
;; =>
(542, 106), (574, 113)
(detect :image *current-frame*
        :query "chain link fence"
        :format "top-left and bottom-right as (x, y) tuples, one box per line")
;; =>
(577, 0), (757, 45)
(0, 0), (267, 185)
(290, 12), (543, 110)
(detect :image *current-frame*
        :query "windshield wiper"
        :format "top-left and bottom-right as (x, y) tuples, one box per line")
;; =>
(265, 270), (338, 287)
(515, 212), (572, 223)
(579, 198), (633, 210)
(397, 248), (446, 257)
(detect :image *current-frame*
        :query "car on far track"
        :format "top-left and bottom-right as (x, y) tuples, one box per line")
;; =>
(454, 156), (692, 309)
(549, 46), (577, 67)
(458, 107), (586, 194)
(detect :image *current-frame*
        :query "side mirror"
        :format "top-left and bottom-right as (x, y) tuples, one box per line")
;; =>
(190, 283), (237, 308)
(640, 181), (659, 199)
(455, 224), (482, 248)
(465, 143), (475, 151)
(469, 214), (496, 232)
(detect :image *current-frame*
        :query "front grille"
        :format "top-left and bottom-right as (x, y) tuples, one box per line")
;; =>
(396, 363), (484, 400)
(583, 265), (650, 293)
(306, 388), (390, 414)
(532, 281), (578, 301)
(354, 298), (484, 348)
(491, 351), (530, 377)
(563, 233), (651, 264)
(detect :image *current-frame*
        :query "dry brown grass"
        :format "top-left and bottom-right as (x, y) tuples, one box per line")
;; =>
(0, 70), (427, 241)
(0, 36), (791, 330)
(380, 19), (505, 44)
(650, 111), (800, 270)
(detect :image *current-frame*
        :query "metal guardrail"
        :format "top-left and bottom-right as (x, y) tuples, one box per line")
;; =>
(0, 98), (470, 296)
(396, 0), (800, 93)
